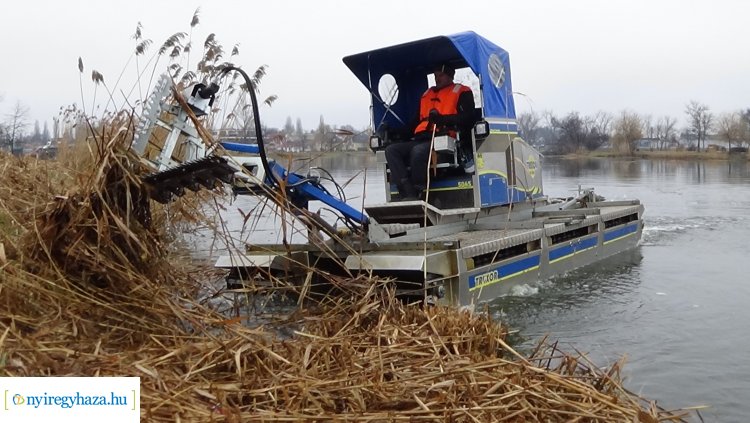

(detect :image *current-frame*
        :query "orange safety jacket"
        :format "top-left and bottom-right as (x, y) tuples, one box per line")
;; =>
(414, 83), (472, 137)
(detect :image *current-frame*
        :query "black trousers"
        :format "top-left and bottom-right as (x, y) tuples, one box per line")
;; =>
(384, 138), (432, 189)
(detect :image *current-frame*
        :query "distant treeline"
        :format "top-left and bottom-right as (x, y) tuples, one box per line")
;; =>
(518, 103), (750, 154)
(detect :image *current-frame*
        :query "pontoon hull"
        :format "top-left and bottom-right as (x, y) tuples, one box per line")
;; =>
(218, 199), (644, 307)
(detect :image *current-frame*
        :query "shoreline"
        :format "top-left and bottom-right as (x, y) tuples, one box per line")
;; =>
(550, 149), (750, 161)
(269, 149), (750, 162)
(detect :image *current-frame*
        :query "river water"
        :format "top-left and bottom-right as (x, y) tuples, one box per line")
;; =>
(211, 153), (750, 421)
(493, 157), (750, 422)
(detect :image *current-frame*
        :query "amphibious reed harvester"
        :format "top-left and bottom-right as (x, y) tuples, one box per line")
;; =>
(136, 32), (644, 306)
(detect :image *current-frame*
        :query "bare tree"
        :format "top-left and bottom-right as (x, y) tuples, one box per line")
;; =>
(655, 116), (677, 150)
(589, 111), (613, 135)
(551, 112), (587, 153)
(52, 117), (60, 140)
(517, 110), (541, 145)
(612, 110), (643, 154)
(295, 118), (304, 139)
(641, 114), (654, 139)
(548, 111), (611, 153)
(700, 111), (713, 150)
(531, 110), (560, 151)
(583, 111), (612, 151)
(4, 101), (30, 153)
(313, 115), (332, 151)
(685, 101), (713, 151)
(741, 109), (750, 148)
(283, 116), (294, 134)
(42, 121), (51, 143)
(540, 109), (557, 129)
(715, 112), (743, 151)
(32, 120), (42, 144)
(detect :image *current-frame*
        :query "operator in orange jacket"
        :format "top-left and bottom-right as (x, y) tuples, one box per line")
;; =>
(385, 63), (476, 200)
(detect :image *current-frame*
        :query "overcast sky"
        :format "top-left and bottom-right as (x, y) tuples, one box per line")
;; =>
(2, 0), (749, 133)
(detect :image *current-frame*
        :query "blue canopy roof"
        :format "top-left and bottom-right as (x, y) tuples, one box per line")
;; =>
(343, 31), (516, 132)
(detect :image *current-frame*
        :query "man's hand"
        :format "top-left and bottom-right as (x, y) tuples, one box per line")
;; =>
(428, 109), (446, 125)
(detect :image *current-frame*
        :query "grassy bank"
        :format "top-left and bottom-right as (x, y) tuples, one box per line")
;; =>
(559, 149), (750, 161)
(277, 148), (749, 162)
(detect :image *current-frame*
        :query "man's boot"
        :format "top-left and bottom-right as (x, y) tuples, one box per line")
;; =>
(399, 178), (419, 201)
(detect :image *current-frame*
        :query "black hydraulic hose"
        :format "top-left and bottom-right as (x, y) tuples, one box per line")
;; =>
(219, 66), (279, 189)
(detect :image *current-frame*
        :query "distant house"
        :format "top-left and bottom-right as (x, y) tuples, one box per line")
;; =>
(216, 128), (256, 144)
(635, 138), (659, 151)
(635, 137), (680, 151)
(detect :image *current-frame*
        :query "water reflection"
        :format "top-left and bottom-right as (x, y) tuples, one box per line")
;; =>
(545, 157), (602, 178)
(728, 155), (748, 178)
(639, 160), (677, 179)
(546, 157), (643, 181)
(690, 161), (705, 184)
(546, 156), (750, 186)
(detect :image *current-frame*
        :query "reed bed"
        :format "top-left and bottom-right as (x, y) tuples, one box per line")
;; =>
(0, 126), (692, 421)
